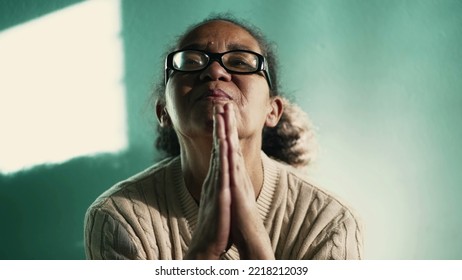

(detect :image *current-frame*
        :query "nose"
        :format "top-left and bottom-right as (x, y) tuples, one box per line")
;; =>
(199, 61), (232, 83)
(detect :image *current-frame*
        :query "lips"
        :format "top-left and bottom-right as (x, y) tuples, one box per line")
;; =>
(201, 89), (233, 101)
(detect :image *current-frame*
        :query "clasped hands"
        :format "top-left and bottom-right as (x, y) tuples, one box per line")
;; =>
(185, 103), (274, 260)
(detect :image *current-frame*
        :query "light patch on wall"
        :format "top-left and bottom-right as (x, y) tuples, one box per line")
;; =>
(0, 0), (126, 174)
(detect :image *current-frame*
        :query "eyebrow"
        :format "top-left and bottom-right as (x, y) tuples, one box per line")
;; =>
(227, 43), (254, 51)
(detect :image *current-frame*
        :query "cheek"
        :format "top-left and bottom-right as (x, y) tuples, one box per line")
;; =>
(235, 79), (271, 123)
(236, 77), (270, 107)
(164, 84), (184, 127)
(169, 73), (197, 92)
(165, 79), (191, 110)
(164, 84), (176, 112)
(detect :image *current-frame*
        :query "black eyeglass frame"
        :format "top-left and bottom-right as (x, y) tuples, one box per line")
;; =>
(164, 49), (273, 89)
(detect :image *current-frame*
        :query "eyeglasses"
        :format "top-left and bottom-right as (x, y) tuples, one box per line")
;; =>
(164, 49), (273, 89)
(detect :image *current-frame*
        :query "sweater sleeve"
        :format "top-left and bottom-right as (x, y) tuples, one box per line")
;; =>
(84, 206), (144, 260)
(304, 210), (363, 260)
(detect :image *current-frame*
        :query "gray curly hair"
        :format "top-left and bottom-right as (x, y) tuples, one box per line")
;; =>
(153, 14), (317, 168)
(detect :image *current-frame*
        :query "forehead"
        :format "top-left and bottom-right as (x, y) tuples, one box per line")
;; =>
(178, 20), (262, 52)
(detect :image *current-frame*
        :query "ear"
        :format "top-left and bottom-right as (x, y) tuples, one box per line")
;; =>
(155, 99), (170, 127)
(265, 96), (284, 127)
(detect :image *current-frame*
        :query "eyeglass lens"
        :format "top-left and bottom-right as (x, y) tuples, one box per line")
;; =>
(172, 50), (259, 73)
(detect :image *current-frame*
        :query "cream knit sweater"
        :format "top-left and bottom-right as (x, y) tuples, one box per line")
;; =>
(84, 152), (363, 260)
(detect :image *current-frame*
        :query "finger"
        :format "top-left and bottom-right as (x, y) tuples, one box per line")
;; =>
(201, 105), (225, 203)
(214, 104), (230, 191)
(215, 105), (232, 246)
(210, 103), (225, 184)
(216, 110), (228, 188)
(223, 103), (243, 187)
(219, 121), (230, 202)
(223, 103), (239, 151)
(213, 104), (225, 147)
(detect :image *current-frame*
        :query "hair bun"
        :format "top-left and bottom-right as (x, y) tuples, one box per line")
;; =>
(262, 97), (317, 168)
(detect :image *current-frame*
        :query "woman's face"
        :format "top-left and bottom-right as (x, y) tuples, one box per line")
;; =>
(163, 20), (278, 142)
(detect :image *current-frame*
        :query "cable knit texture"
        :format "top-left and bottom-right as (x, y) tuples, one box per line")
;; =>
(84, 152), (363, 260)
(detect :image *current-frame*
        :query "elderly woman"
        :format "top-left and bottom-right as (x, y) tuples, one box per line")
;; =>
(84, 15), (363, 260)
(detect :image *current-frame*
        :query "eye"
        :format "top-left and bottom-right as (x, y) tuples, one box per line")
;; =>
(173, 51), (206, 70)
(183, 55), (202, 65)
(229, 57), (250, 66)
(224, 52), (258, 72)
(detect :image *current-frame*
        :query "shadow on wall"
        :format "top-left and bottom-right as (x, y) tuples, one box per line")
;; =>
(0, 148), (152, 259)
(0, 0), (157, 259)
(0, 0), (83, 31)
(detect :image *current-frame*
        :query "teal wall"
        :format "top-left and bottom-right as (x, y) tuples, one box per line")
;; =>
(1, 0), (461, 259)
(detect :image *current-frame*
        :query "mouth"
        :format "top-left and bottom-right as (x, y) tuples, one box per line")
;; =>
(200, 89), (233, 101)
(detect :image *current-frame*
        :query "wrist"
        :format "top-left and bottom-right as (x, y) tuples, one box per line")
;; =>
(233, 229), (275, 260)
(185, 244), (223, 260)
(236, 241), (275, 260)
